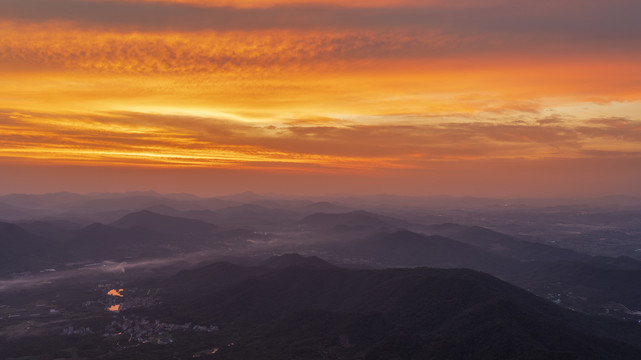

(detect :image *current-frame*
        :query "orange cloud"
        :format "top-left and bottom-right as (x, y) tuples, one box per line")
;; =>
(2, 108), (640, 172)
(87, 0), (456, 7)
(0, 0), (640, 196)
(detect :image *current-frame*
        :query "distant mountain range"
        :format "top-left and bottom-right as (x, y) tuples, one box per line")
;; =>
(2, 194), (641, 322)
(2, 192), (641, 359)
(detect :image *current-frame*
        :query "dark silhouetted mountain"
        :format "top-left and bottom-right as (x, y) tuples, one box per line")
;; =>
(209, 204), (299, 228)
(112, 210), (219, 236)
(0, 202), (56, 221)
(0, 222), (42, 257)
(301, 210), (422, 236)
(66, 195), (182, 213)
(261, 253), (335, 270)
(0, 192), (85, 209)
(144, 204), (222, 223)
(156, 258), (641, 360)
(16, 220), (78, 242)
(426, 223), (588, 262)
(148, 204), (298, 229)
(67, 222), (172, 260)
(0, 192), (225, 222)
(0, 222), (60, 272)
(336, 230), (509, 272)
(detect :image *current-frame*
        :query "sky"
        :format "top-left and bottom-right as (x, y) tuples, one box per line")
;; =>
(1, 0), (640, 197)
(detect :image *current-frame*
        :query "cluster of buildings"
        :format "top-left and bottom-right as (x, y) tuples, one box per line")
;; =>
(117, 295), (161, 312)
(61, 326), (94, 336)
(103, 316), (219, 345)
(52, 282), (219, 350)
(0, 303), (61, 321)
(93, 283), (161, 313)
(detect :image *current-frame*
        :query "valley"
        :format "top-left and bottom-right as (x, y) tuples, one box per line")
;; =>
(2, 192), (641, 359)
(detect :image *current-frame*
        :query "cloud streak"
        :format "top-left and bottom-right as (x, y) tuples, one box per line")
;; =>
(1, 0), (640, 43)
(2, 109), (640, 170)
(0, 27), (465, 74)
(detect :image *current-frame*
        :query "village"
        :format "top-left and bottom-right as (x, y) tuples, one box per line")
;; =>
(1, 279), (219, 353)
(103, 316), (219, 347)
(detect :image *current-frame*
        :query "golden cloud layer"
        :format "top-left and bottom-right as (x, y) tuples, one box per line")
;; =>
(2, 108), (640, 172)
(0, 0), (640, 190)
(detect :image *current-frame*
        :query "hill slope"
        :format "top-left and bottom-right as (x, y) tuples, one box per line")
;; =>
(153, 256), (641, 360)
(112, 210), (219, 234)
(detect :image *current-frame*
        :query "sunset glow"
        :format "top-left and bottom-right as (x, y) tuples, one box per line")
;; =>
(1, 0), (640, 196)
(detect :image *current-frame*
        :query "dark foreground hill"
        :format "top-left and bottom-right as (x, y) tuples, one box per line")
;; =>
(0, 222), (61, 272)
(146, 255), (641, 360)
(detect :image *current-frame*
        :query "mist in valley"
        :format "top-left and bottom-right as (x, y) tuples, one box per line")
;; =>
(2, 191), (641, 359)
